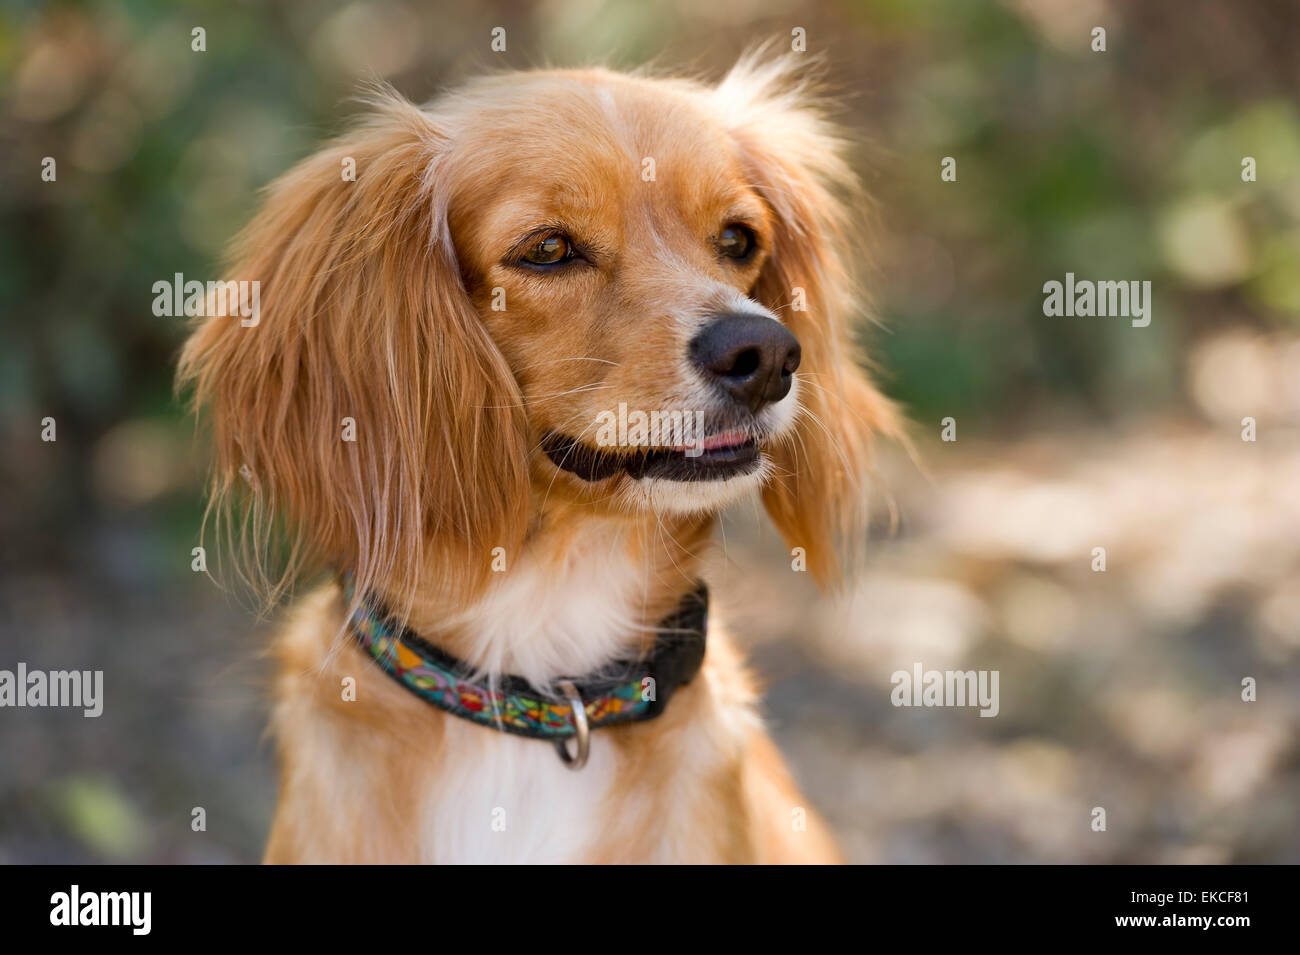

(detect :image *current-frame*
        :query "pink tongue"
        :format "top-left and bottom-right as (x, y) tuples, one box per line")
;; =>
(679, 429), (748, 452)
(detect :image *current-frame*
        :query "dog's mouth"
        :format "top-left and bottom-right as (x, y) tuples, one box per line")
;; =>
(541, 429), (761, 482)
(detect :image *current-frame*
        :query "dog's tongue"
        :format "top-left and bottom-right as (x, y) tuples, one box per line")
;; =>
(677, 429), (748, 453)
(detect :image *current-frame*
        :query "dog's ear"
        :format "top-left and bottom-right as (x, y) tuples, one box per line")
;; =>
(715, 53), (901, 587)
(177, 89), (529, 609)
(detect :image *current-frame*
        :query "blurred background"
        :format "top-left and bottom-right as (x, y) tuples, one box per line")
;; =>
(2, 0), (1298, 862)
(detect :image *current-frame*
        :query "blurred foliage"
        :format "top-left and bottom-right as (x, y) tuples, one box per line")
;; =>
(50, 774), (147, 860)
(2, 1), (1298, 574)
(3, 0), (1300, 569)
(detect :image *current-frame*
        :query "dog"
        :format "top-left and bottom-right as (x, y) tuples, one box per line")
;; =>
(177, 50), (899, 864)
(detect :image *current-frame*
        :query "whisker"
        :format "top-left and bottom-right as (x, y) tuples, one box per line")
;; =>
(482, 382), (616, 410)
(511, 356), (622, 373)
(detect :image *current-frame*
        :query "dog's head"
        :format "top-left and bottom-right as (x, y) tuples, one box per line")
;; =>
(178, 53), (897, 604)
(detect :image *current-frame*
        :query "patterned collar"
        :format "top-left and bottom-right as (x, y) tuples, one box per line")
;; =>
(345, 578), (709, 767)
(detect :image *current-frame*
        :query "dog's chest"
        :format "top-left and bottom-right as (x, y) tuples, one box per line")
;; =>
(418, 540), (649, 863)
(446, 532), (651, 682)
(420, 721), (616, 864)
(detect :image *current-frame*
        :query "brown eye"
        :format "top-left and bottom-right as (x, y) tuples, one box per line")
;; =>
(522, 234), (571, 265)
(717, 224), (755, 260)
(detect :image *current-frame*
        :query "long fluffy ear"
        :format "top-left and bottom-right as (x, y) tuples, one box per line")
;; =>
(177, 89), (529, 610)
(714, 51), (901, 586)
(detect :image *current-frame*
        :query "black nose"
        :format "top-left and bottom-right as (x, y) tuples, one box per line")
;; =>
(689, 313), (801, 413)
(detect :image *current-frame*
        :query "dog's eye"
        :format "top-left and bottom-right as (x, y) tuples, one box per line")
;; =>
(717, 224), (756, 260)
(522, 234), (572, 266)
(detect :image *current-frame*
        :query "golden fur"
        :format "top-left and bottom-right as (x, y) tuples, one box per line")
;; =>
(179, 51), (898, 864)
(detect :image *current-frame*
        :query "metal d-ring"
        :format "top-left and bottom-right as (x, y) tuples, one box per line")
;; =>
(553, 680), (590, 770)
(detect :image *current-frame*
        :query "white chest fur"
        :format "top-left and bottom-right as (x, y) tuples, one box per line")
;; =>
(420, 526), (657, 863)
(421, 719), (615, 864)
(443, 524), (657, 685)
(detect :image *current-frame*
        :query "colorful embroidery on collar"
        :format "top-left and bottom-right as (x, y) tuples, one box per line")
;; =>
(345, 581), (709, 741)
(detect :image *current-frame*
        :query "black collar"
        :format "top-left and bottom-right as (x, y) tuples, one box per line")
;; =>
(345, 579), (708, 766)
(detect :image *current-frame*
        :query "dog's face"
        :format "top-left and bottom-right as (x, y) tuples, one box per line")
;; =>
(178, 58), (896, 601)
(447, 74), (800, 514)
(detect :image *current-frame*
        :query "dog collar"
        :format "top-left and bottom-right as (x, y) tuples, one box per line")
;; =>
(344, 578), (708, 769)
